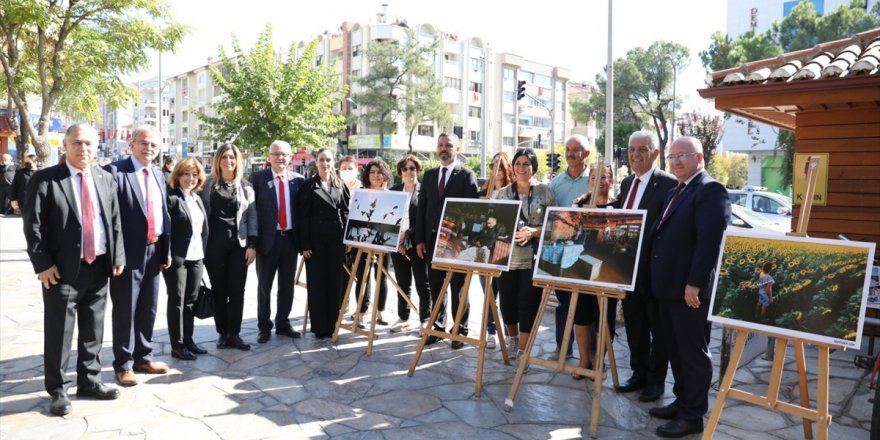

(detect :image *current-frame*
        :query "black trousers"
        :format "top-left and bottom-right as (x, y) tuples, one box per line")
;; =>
(390, 247), (431, 323)
(622, 287), (668, 385)
(162, 259), (203, 349)
(498, 267), (541, 334)
(43, 256), (109, 395)
(204, 232), (247, 336)
(354, 252), (389, 313)
(659, 298), (712, 422)
(305, 233), (344, 337)
(110, 242), (161, 372)
(255, 232), (296, 333)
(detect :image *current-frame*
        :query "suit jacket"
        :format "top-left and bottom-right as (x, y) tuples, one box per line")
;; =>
(616, 168), (678, 292)
(296, 175), (350, 252)
(167, 187), (209, 265)
(200, 177), (257, 248)
(251, 168), (305, 255)
(23, 163), (126, 283)
(390, 182), (420, 243)
(649, 170), (731, 302)
(104, 158), (171, 268)
(415, 164), (479, 247)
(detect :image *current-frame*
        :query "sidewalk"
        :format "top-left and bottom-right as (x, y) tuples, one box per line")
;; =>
(0, 213), (874, 439)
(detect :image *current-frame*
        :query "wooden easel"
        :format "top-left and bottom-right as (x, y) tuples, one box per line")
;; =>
(332, 246), (420, 355)
(503, 162), (621, 438)
(407, 261), (509, 397)
(296, 258), (354, 335)
(705, 156), (831, 440)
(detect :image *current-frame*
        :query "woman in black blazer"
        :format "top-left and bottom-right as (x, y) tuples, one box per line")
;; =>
(162, 158), (209, 361)
(297, 148), (350, 346)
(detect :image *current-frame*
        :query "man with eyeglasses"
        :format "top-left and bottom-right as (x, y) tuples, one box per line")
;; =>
(647, 136), (730, 438)
(251, 140), (305, 343)
(415, 133), (479, 348)
(614, 131), (677, 403)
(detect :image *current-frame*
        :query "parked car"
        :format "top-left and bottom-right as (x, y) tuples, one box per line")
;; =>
(727, 186), (793, 226)
(728, 204), (788, 235)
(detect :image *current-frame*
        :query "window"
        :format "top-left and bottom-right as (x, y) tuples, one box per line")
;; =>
(182, 111), (188, 122)
(351, 70), (360, 79)
(197, 72), (206, 87)
(352, 45), (360, 57)
(418, 125), (434, 137)
(503, 114), (515, 125)
(468, 130), (481, 143)
(752, 195), (783, 214)
(534, 74), (552, 88)
(315, 55), (323, 66)
(445, 77), (461, 89)
(503, 91), (514, 102)
(503, 68), (515, 80)
(730, 193), (747, 207)
(468, 106), (481, 118)
(198, 89), (206, 103)
(470, 57), (482, 71)
(503, 136), (515, 147)
(444, 52), (457, 63)
(469, 81), (482, 93)
(181, 127), (188, 138)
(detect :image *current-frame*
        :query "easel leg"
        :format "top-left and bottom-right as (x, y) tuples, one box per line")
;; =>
(558, 289), (578, 371)
(407, 272), (453, 377)
(295, 259), (309, 335)
(333, 249), (363, 342)
(793, 340), (814, 440)
(487, 277), (509, 365)
(505, 287), (552, 412)
(590, 296), (609, 438)
(817, 346), (831, 440)
(366, 253), (384, 356)
(604, 321), (618, 388)
(450, 272), (472, 337)
(703, 329), (749, 439)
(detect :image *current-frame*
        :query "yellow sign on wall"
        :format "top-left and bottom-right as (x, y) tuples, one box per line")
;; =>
(793, 153), (829, 206)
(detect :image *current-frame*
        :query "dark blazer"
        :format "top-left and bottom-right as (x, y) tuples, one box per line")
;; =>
(649, 170), (730, 301)
(296, 175), (350, 252)
(104, 158), (171, 267)
(617, 168), (678, 290)
(414, 164), (479, 247)
(23, 163), (126, 283)
(251, 168), (305, 254)
(200, 177), (257, 248)
(166, 187), (209, 265)
(390, 182), (420, 241)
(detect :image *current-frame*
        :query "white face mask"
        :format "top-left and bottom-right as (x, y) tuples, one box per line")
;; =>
(339, 169), (357, 183)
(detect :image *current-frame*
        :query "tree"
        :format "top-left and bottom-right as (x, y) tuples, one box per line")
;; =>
(0, 0), (186, 165)
(354, 27), (444, 152)
(677, 111), (723, 166)
(583, 41), (689, 170)
(595, 120), (641, 173)
(200, 25), (347, 155)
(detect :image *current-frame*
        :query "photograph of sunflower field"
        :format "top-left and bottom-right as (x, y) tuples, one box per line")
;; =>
(709, 231), (876, 348)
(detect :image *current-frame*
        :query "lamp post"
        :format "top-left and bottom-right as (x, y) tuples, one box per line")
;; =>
(474, 55), (488, 179)
(665, 54), (677, 143)
(346, 97), (361, 159)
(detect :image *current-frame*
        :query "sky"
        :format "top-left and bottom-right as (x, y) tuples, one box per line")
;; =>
(144, 0), (728, 112)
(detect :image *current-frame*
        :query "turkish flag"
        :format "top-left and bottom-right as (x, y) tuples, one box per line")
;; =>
(472, 92), (479, 103)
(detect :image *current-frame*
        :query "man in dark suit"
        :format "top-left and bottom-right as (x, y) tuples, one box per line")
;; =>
(24, 124), (126, 416)
(648, 136), (730, 438)
(415, 133), (479, 348)
(251, 140), (305, 343)
(615, 131), (678, 403)
(105, 125), (172, 387)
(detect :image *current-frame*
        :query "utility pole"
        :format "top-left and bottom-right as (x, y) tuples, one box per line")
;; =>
(604, 0), (614, 166)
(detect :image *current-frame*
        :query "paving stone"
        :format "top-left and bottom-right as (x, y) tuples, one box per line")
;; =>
(485, 383), (591, 425)
(381, 422), (517, 440)
(293, 398), (401, 431)
(354, 389), (441, 419)
(495, 423), (585, 440)
(246, 375), (309, 406)
(443, 399), (508, 428)
(412, 406), (460, 424)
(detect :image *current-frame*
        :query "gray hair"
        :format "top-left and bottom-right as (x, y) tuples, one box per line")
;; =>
(269, 140), (292, 152)
(564, 134), (595, 154)
(628, 130), (659, 150)
(130, 125), (161, 144)
(64, 123), (98, 142)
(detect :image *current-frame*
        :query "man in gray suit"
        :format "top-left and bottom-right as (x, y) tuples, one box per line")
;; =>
(251, 140), (305, 343)
(24, 124), (126, 416)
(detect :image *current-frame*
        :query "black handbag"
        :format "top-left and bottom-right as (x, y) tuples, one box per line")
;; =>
(194, 280), (214, 320)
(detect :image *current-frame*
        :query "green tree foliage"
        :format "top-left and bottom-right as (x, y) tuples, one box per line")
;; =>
(677, 111), (723, 166)
(699, 31), (782, 73)
(0, 0), (187, 165)
(706, 153), (748, 189)
(201, 25), (346, 155)
(354, 28), (445, 151)
(585, 41), (689, 170)
(595, 120), (642, 173)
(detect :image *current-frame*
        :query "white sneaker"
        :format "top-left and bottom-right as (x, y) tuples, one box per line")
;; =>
(390, 319), (408, 333)
(485, 333), (497, 349)
(507, 336), (519, 359)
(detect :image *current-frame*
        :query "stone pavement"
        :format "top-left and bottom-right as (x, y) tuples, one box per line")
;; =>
(0, 213), (874, 439)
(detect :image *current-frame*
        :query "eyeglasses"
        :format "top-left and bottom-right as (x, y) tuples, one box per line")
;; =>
(270, 152), (290, 157)
(401, 166), (418, 172)
(628, 146), (651, 154)
(665, 152), (698, 162)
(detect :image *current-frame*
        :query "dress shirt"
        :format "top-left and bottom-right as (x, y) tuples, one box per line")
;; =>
(183, 191), (205, 261)
(130, 157), (164, 236)
(626, 167), (656, 210)
(272, 169), (292, 231)
(65, 162), (107, 258)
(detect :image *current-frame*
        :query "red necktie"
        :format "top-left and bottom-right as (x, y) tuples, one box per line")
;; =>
(625, 177), (640, 209)
(80, 171), (96, 263)
(278, 176), (287, 230)
(438, 167), (447, 199)
(144, 168), (156, 241)
(660, 183), (686, 224)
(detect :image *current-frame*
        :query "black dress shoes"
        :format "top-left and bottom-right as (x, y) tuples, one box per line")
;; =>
(276, 328), (302, 339)
(616, 375), (647, 393)
(639, 383), (664, 402)
(186, 343), (208, 355)
(450, 340), (465, 350)
(76, 383), (120, 400)
(649, 402), (679, 420)
(50, 393), (71, 416)
(217, 334), (231, 349)
(171, 348), (197, 360)
(257, 332), (271, 344)
(229, 334), (251, 351)
(425, 335), (444, 346)
(656, 418), (703, 438)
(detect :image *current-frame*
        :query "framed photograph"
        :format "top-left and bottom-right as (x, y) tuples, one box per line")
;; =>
(709, 231), (876, 349)
(532, 207), (647, 291)
(343, 189), (411, 253)
(431, 198), (521, 271)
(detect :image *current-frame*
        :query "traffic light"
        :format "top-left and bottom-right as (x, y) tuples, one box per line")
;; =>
(516, 80), (526, 101)
(550, 153), (561, 173)
(545, 153), (553, 169)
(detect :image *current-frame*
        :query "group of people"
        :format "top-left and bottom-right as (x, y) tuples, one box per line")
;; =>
(24, 123), (730, 438)
(0, 151), (37, 216)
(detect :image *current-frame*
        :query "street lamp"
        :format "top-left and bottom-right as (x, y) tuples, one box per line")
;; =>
(473, 54), (488, 179)
(346, 97), (361, 159)
(665, 54), (677, 143)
